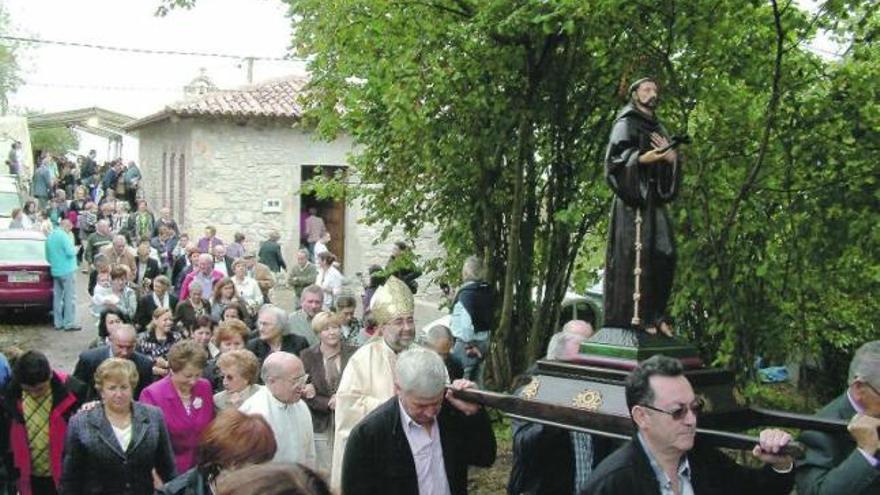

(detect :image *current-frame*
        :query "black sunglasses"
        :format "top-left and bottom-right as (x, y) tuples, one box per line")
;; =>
(640, 398), (705, 421)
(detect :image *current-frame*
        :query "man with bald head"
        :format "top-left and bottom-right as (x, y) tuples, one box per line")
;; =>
(509, 319), (612, 495)
(73, 324), (154, 400)
(425, 324), (464, 380)
(545, 320), (594, 361)
(240, 352), (316, 467)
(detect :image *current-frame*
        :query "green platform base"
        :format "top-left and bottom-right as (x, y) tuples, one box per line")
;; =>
(577, 327), (703, 370)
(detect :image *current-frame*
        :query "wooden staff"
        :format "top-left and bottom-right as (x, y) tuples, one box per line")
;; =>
(631, 209), (643, 327)
(448, 387), (807, 459)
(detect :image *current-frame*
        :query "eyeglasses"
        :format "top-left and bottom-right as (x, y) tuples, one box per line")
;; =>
(275, 373), (309, 387)
(858, 379), (880, 397)
(640, 398), (704, 421)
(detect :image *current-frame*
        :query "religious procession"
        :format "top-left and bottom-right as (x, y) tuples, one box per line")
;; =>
(0, 1), (877, 494)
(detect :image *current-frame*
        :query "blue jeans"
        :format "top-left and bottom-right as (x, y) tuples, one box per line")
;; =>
(52, 273), (77, 329)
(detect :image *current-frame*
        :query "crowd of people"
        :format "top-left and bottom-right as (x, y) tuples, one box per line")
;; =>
(5, 145), (879, 495)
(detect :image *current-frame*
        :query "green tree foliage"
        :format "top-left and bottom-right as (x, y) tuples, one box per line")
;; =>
(0, 5), (21, 114)
(29, 127), (79, 157)
(159, 0), (879, 394)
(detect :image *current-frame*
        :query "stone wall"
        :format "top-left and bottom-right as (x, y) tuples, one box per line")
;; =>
(135, 116), (446, 301)
(136, 118), (193, 224)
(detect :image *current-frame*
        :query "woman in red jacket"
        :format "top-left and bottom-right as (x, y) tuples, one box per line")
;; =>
(2, 351), (86, 495)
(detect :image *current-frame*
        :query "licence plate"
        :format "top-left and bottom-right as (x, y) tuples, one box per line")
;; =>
(8, 273), (39, 283)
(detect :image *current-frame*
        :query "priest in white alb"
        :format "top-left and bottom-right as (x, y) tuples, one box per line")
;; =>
(330, 276), (416, 488)
(240, 351), (317, 467)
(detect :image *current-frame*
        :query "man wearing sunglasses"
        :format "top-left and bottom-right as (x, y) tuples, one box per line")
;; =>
(585, 355), (795, 494)
(796, 340), (880, 495)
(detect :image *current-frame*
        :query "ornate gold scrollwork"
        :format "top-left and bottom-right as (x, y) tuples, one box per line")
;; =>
(519, 378), (541, 400)
(572, 389), (603, 412)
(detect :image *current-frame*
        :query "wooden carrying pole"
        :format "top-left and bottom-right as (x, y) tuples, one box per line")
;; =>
(449, 387), (807, 459)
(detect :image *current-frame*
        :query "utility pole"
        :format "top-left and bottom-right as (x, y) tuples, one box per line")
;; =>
(244, 57), (255, 84)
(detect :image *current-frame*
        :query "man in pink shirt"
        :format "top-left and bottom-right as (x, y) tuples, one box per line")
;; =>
(179, 254), (224, 301)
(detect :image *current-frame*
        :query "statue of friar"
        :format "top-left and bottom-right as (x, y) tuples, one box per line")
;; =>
(602, 77), (682, 335)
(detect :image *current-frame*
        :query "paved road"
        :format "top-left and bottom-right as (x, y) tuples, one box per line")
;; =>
(0, 273), (447, 372)
(0, 272), (96, 374)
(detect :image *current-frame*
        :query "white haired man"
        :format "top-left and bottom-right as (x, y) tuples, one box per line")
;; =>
(342, 347), (495, 495)
(796, 340), (880, 495)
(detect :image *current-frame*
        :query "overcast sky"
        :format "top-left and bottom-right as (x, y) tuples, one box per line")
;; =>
(2, 0), (838, 160)
(5, 0), (304, 118)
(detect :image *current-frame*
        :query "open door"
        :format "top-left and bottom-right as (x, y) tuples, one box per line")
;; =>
(301, 165), (346, 269)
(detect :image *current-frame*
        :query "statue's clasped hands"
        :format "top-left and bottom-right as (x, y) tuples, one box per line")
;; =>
(638, 132), (677, 165)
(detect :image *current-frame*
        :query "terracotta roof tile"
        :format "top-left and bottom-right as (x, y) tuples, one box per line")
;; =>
(125, 75), (308, 130)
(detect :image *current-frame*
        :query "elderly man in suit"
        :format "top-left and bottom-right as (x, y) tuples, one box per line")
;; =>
(341, 347), (496, 495)
(796, 340), (880, 495)
(73, 324), (154, 400)
(99, 235), (137, 282)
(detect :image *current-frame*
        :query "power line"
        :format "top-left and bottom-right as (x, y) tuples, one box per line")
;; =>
(20, 81), (181, 92)
(0, 34), (306, 63)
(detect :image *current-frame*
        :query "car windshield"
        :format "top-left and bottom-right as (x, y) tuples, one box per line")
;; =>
(0, 192), (20, 216)
(0, 239), (46, 263)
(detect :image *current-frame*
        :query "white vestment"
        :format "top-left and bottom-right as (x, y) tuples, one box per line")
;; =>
(240, 386), (316, 468)
(330, 338), (398, 488)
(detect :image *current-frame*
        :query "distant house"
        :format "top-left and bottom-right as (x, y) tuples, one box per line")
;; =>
(123, 75), (441, 287)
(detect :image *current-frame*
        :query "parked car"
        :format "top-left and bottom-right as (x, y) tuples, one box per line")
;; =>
(0, 230), (53, 312)
(561, 279), (603, 328)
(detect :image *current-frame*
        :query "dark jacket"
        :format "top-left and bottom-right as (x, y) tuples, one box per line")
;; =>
(173, 300), (210, 333)
(508, 421), (617, 494)
(342, 395), (496, 495)
(159, 467), (210, 495)
(445, 356), (465, 382)
(72, 346), (154, 401)
(171, 257), (191, 294)
(134, 293), (178, 332)
(795, 393), (880, 495)
(1, 370), (86, 495)
(453, 281), (495, 334)
(258, 240), (286, 272)
(582, 435), (794, 495)
(300, 343), (356, 432)
(59, 402), (177, 495)
(133, 258), (161, 287)
(246, 334), (310, 366)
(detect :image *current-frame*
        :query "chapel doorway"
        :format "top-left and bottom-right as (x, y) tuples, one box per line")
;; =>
(300, 165), (346, 268)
